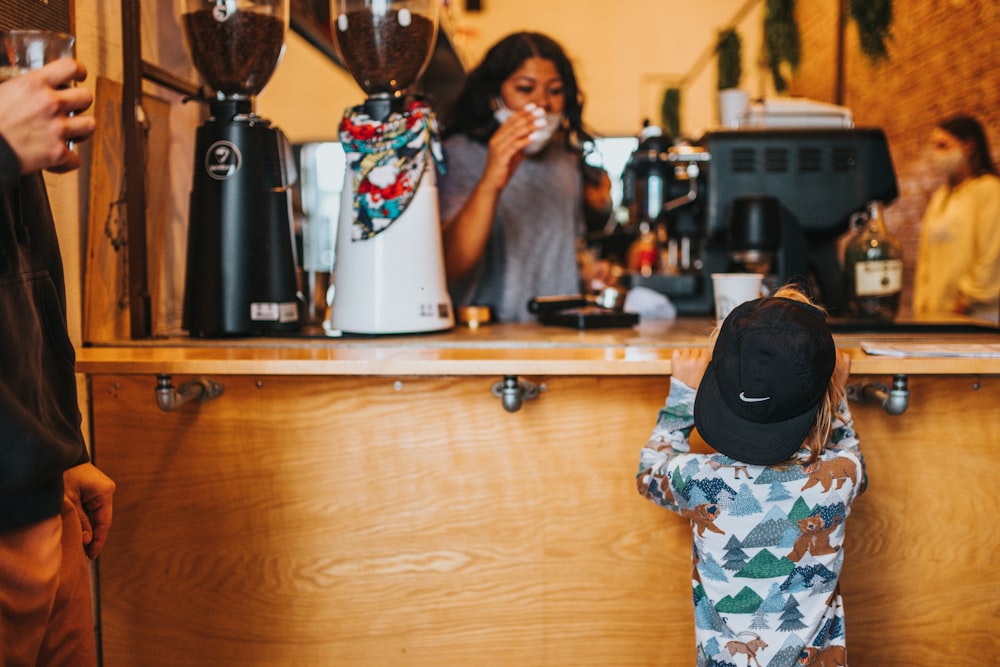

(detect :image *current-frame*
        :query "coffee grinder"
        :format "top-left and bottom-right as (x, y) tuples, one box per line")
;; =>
(180, 0), (301, 337)
(328, 0), (453, 334)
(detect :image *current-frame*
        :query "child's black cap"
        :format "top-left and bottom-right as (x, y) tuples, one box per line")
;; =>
(694, 296), (836, 465)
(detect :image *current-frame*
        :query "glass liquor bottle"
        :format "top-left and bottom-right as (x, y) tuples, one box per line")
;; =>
(844, 200), (903, 321)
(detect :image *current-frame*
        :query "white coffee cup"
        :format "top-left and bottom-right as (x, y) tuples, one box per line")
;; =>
(718, 89), (749, 129)
(711, 273), (765, 322)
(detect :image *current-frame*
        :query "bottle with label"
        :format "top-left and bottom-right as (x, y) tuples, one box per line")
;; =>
(843, 200), (903, 321)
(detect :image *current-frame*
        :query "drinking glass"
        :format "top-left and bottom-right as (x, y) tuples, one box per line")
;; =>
(0, 30), (76, 80)
(0, 30), (77, 149)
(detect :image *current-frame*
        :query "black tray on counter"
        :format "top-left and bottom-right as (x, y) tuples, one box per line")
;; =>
(537, 306), (640, 330)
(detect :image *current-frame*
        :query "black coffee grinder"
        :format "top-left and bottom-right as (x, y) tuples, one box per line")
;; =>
(180, 0), (301, 336)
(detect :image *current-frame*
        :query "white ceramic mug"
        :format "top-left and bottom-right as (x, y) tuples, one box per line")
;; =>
(711, 273), (765, 322)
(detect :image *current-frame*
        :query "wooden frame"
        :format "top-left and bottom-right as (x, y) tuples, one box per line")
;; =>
(120, 0), (203, 338)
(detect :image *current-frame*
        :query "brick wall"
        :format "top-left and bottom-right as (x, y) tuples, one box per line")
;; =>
(792, 0), (1000, 316)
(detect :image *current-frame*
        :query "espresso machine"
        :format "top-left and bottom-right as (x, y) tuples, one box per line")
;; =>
(328, 0), (453, 334)
(181, 0), (301, 337)
(625, 128), (899, 314)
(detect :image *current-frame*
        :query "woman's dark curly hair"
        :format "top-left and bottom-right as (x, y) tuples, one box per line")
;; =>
(441, 32), (590, 150)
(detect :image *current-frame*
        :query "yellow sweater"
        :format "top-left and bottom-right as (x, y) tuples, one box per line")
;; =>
(914, 174), (1000, 323)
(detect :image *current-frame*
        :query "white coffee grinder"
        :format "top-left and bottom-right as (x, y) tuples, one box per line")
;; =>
(328, 0), (454, 334)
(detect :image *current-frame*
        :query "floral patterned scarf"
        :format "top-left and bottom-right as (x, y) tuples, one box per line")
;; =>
(338, 99), (446, 240)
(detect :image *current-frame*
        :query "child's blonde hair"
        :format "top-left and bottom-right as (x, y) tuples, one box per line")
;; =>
(770, 285), (845, 466)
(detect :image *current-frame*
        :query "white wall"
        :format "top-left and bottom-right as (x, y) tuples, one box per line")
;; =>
(257, 31), (360, 144)
(448, 0), (769, 138)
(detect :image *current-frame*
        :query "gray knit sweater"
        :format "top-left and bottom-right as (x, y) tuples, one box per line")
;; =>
(438, 134), (583, 323)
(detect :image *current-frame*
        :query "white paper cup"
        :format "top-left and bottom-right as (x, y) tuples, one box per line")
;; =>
(718, 89), (749, 129)
(711, 273), (764, 323)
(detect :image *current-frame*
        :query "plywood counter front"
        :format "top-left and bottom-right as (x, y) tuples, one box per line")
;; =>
(79, 321), (1000, 666)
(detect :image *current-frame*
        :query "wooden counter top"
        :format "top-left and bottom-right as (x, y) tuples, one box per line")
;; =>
(76, 319), (1000, 376)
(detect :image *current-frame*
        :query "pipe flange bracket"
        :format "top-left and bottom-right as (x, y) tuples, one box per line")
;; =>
(491, 375), (544, 413)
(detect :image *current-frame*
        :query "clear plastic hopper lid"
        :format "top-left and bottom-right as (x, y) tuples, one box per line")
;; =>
(331, 0), (439, 97)
(180, 0), (289, 99)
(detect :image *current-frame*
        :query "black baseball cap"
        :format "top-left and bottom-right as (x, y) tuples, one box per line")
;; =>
(694, 296), (836, 466)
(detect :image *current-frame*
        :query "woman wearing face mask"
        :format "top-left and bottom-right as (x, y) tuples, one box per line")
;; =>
(913, 115), (1000, 323)
(438, 32), (596, 323)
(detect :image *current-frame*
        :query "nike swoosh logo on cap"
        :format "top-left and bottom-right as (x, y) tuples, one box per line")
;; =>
(739, 392), (771, 402)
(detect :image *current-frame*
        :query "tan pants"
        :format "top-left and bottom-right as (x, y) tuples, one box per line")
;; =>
(0, 497), (97, 667)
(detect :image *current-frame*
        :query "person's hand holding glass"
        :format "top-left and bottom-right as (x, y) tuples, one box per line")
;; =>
(0, 30), (96, 174)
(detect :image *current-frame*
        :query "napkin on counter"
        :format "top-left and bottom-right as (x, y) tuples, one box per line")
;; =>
(624, 286), (677, 321)
(860, 341), (1000, 358)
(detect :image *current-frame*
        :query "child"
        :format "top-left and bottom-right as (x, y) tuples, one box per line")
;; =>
(637, 285), (866, 667)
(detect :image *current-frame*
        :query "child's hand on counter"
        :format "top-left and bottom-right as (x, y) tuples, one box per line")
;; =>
(833, 349), (852, 391)
(670, 348), (711, 390)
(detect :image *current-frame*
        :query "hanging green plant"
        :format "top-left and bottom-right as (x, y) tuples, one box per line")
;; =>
(661, 87), (681, 140)
(763, 0), (800, 93)
(716, 28), (742, 90)
(850, 0), (893, 64)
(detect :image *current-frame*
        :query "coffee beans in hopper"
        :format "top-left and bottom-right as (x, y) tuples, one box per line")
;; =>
(184, 10), (285, 97)
(334, 10), (435, 95)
